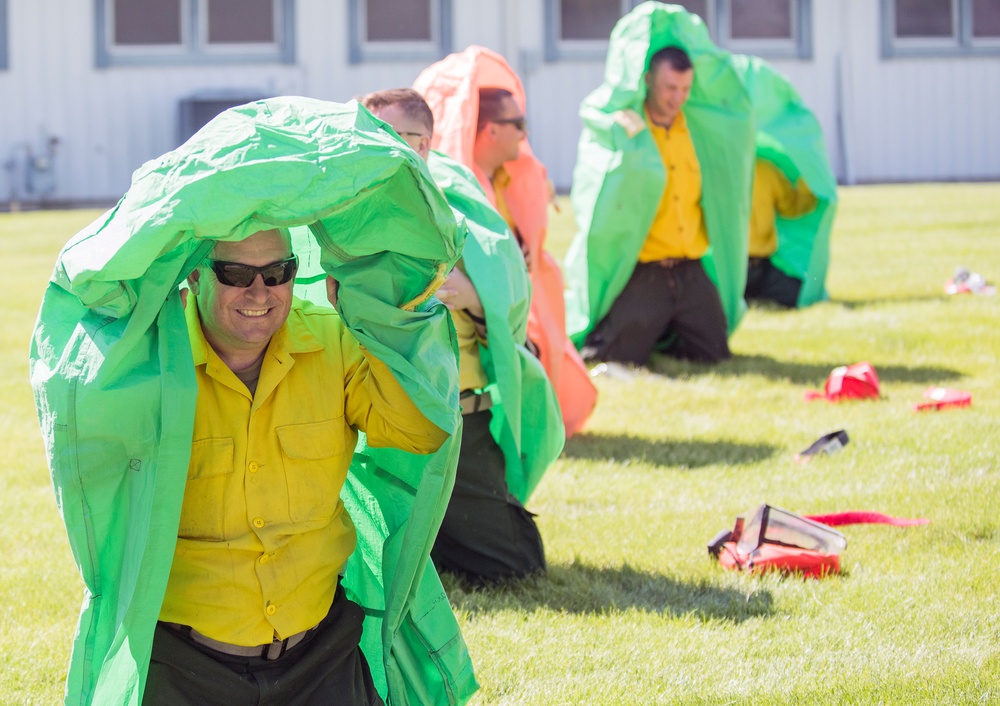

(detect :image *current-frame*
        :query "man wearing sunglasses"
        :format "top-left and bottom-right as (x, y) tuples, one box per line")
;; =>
(472, 87), (531, 269)
(143, 228), (447, 705)
(414, 48), (598, 440)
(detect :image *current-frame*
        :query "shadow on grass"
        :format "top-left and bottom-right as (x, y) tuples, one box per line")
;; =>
(648, 354), (963, 385)
(444, 561), (774, 623)
(828, 294), (948, 310)
(563, 432), (778, 468)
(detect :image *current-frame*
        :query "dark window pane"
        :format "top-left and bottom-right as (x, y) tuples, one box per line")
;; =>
(560, 0), (621, 41)
(675, 0), (709, 28)
(731, 0), (793, 39)
(894, 0), (954, 37)
(367, 0), (432, 42)
(114, 0), (182, 45)
(207, 0), (274, 44)
(973, 0), (1000, 37)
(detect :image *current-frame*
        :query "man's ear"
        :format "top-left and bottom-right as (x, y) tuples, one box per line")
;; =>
(187, 268), (201, 296)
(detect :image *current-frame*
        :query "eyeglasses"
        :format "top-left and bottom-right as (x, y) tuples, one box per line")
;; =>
(205, 255), (299, 288)
(492, 117), (527, 132)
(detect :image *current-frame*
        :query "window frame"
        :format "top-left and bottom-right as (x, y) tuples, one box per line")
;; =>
(347, 0), (452, 64)
(1, 0), (8, 70)
(543, 0), (813, 63)
(544, 0), (635, 62)
(717, 0), (813, 60)
(881, 0), (1000, 57)
(95, 0), (295, 68)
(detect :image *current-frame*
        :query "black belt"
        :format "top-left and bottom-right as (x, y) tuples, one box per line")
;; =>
(459, 389), (492, 415)
(650, 257), (695, 269)
(162, 622), (315, 661)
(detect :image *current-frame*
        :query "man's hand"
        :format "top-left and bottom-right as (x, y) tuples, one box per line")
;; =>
(326, 276), (339, 309)
(436, 268), (483, 316)
(438, 268), (487, 335)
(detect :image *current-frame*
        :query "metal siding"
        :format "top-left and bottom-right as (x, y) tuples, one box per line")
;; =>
(3, 0), (1000, 207)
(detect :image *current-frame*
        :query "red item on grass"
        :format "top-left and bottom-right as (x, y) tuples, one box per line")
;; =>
(804, 362), (880, 402)
(708, 506), (930, 578)
(914, 387), (972, 411)
(804, 511), (929, 527)
(716, 541), (840, 578)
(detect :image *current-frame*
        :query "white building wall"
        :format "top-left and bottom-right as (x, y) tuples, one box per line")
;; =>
(1, 0), (999, 206)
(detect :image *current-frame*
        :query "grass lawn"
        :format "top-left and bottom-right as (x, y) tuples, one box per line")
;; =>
(3, 183), (999, 704)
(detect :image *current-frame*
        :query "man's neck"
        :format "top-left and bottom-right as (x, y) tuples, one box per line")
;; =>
(207, 338), (269, 379)
(474, 156), (502, 182)
(645, 102), (677, 130)
(231, 350), (266, 396)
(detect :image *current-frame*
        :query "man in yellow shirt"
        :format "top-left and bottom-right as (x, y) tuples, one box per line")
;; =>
(581, 46), (731, 366)
(144, 228), (447, 705)
(360, 88), (547, 583)
(746, 157), (818, 307)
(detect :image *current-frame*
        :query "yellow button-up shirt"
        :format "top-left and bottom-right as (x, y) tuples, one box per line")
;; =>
(159, 296), (447, 646)
(749, 158), (818, 258)
(638, 110), (709, 262)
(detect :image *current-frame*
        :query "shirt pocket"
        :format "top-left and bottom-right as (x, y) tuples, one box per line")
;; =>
(276, 418), (347, 525)
(180, 436), (235, 541)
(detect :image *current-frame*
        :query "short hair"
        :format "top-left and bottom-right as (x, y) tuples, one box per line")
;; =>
(477, 87), (515, 132)
(359, 87), (434, 134)
(207, 227), (292, 260)
(648, 46), (693, 75)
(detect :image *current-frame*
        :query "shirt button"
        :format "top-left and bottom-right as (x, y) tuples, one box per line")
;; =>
(266, 604), (277, 616)
(253, 517), (265, 528)
(259, 554), (269, 564)
(248, 461), (259, 473)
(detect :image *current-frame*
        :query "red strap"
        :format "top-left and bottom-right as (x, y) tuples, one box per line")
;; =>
(805, 511), (929, 527)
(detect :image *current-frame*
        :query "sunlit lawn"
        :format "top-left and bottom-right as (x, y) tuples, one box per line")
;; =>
(3, 182), (999, 704)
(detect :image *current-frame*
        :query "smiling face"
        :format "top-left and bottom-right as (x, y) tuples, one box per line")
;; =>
(188, 229), (294, 369)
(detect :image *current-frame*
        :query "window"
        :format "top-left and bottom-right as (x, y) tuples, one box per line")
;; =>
(545, 0), (632, 60)
(882, 0), (1000, 56)
(348, 0), (452, 63)
(544, 0), (811, 62)
(1, 0), (8, 70)
(96, 0), (295, 67)
(718, 0), (811, 58)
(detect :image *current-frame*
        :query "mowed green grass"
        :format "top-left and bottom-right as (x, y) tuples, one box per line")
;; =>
(3, 183), (999, 705)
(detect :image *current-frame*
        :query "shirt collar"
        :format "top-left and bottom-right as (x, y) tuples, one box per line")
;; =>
(644, 105), (688, 135)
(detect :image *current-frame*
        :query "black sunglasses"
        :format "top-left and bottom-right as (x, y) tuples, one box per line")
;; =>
(205, 255), (299, 288)
(492, 117), (527, 131)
